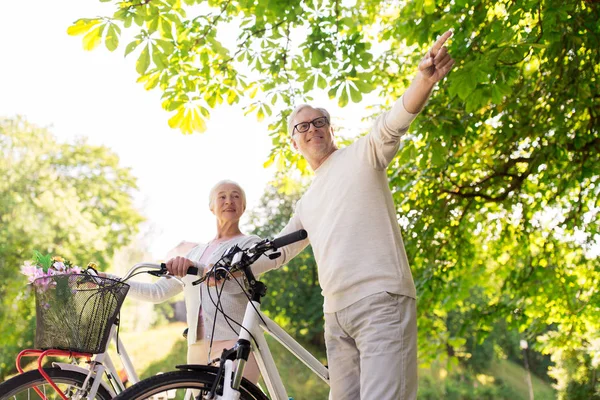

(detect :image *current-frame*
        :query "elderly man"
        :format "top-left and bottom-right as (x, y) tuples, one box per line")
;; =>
(271, 31), (455, 399)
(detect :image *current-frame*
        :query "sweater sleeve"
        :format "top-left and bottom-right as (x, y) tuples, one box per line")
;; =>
(365, 95), (419, 169)
(116, 275), (183, 304)
(250, 209), (309, 276)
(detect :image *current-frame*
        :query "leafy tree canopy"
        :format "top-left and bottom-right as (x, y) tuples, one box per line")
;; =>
(71, 0), (599, 395)
(0, 117), (144, 378)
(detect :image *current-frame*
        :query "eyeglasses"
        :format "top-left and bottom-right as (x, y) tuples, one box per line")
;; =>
(292, 116), (329, 135)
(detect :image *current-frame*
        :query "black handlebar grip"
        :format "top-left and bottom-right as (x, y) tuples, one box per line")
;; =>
(160, 262), (199, 276)
(187, 266), (199, 275)
(271, 229), (308, 249)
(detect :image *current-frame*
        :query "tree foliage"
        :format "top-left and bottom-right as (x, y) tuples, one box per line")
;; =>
(245, 181), (324, 347)
(0, 117), (144, 379)
(71, 0), (599, 395)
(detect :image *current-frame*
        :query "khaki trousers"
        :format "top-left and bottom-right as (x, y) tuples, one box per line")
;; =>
(324, 292), (417, 400)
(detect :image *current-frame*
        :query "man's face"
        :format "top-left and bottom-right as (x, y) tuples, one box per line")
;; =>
(291, 107), (335, 161)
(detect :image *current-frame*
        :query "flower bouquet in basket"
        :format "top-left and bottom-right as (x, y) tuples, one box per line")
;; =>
(21, 252), (129, 354)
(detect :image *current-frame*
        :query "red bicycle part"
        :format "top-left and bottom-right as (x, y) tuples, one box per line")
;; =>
(16, 349), (92, 400)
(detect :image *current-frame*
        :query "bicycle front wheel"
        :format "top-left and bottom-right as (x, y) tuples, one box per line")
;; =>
(0, 367), (112, 399)
(114, 368), (268, 400)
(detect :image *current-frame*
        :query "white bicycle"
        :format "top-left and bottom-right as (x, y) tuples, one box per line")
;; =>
(0, 263), (185, 400)
(112, 229), (330, 400)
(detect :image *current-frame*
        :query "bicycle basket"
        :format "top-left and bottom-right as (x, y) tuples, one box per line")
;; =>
(33, 274), (129, 354)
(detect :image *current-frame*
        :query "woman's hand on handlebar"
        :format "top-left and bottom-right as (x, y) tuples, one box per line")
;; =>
(166, 256), (195, 277)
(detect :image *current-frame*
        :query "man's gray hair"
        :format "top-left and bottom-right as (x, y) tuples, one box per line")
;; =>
(208, 179), (247, 211)
(288, 104), (331, 137)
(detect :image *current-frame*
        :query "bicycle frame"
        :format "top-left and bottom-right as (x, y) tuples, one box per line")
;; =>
(15, 322), (140, 400)
(223, 299), (329, 400)
(7, 262), (180, 399)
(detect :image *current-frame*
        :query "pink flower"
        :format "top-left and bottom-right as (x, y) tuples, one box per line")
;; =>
(52, 261), (66, 272)
(20, 262), (38, 282)
(68, 266), (82, 275)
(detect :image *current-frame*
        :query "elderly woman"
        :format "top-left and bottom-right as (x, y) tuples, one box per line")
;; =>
(109, 180), (267, 383)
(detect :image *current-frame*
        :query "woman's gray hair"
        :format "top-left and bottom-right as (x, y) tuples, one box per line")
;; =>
(288, 104), (331, 137)
(208, 179), (247, 211)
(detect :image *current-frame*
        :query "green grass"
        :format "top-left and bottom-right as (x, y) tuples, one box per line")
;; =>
(106, 321), (188, 381)
(489, 359), (557, 400)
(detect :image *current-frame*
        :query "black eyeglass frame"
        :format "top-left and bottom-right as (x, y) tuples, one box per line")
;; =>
(292, 116), (330, 135)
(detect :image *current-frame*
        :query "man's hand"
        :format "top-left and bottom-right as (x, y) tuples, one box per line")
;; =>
(417, 30), (455, 84)
(403, 29), (456, 114)
(166, 256), (195, 277)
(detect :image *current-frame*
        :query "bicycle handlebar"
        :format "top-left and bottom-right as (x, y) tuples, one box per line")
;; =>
(121, 262), (200, 281)
(192, 229), (308, 286)
(121, 229), (307, 285)
(270, 229), (308, 250)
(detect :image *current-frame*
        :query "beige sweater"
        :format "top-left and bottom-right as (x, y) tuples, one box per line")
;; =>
(270, 96), (418, 313)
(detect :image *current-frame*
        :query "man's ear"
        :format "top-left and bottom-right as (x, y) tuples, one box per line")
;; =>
(291, 136), (299, 151)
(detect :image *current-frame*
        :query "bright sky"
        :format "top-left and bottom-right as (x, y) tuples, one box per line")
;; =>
(0, 0), (370, 260)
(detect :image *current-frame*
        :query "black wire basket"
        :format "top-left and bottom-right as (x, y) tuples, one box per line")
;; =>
(33, 274), (129, 354)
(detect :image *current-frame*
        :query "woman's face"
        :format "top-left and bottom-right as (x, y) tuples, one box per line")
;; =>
(211, 183), (245, 223)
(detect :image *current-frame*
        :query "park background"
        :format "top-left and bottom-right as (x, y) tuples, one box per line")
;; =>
(1, 0), (598, 399)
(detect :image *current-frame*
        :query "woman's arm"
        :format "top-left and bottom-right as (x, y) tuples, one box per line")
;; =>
(105, 273), (183, 303)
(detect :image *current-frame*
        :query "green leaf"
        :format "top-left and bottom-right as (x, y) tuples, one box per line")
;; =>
(168, 106), (186, 129)
(67, 19), (101, 36)
(257, 106), (265, 122)
(199, 105), (210, 117)
(249, 86), (258, 99)
(191, 107), (207, 133)
(424, 0), (436, 14)
(180, 109), (193, 134)
(349, 85), (362, 103)
(155, 39), (175, 54)
(430, 141), (447, 167)
(152, 46), (167, 70)
(227, 90), (238, 105)
(263, 103), (272, 116)
(159, 17), (173, 39)
(328, 86), (337, 99)
(82, 24), (104, 51)
(136, 44), (151, 74)
(303, 75), (315, 92)
(162, 99), (183, 112)
(33, 251), (53, 272)
(205, 92), (217, 108)
(456, 73), (477, 100)
(317, 75), (327, 89)
(263, 155), (275, 168)
(142, 72), (161, 90)
(491, 85), (504, 104)
(398, 142), (416, 166)
(354, 79), (374, 93)
(338, 88), (349, 107)
(125, 40), (142, 57)
(105, 24), (120, 52)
